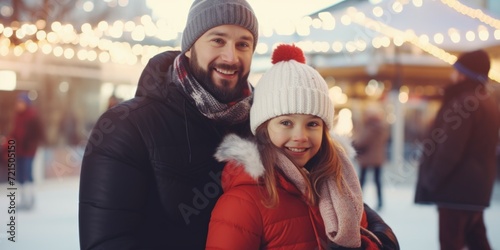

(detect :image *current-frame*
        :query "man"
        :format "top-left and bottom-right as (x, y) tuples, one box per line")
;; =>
(415, 49), (499, 250)
(79, 0), (258, 249)
(79, 0), (399, 249)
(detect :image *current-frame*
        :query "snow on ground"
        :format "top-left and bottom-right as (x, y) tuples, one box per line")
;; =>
(0, 174), (499, 250)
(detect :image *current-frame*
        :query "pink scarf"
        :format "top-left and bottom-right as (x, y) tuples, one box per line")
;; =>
(275, 140), (364, 248)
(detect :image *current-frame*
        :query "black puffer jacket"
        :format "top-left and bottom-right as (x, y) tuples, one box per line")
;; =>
(78, 51), (252, 249)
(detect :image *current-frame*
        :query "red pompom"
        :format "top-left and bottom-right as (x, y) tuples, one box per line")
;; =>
(271, 44), (306, 65)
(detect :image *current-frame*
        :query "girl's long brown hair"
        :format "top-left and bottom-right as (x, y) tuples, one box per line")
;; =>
(255, 121), (344, 208)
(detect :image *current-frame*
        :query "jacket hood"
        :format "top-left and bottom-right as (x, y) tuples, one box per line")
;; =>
(134, 51), (181, 101)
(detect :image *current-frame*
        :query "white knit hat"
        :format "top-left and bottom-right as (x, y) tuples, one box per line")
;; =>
(250, 44), (334, 134)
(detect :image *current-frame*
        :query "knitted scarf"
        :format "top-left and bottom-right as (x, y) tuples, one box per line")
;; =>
(275, 143), (364, 248)
(173, 54), (252, 125)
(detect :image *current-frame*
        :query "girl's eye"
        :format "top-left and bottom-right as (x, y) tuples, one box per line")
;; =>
(280, 120), (292, 126)
(308, 121), (321, 127)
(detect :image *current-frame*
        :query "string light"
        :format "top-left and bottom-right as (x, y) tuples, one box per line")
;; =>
(0, 16), (177, 65)
(346, 7), (500, 83)
(0, 0), (498, 78)
(441, 0), (500, 30)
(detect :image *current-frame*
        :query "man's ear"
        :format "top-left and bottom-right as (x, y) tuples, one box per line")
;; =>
(185, 49), (191, 59)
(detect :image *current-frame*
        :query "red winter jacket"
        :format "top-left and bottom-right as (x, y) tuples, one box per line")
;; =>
(206, 135), (374, 250)
(206, 161), (329, 249)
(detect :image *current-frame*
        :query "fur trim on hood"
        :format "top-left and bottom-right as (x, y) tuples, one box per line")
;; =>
(214, 131), (356, 179)
(214, 134), (265, 180)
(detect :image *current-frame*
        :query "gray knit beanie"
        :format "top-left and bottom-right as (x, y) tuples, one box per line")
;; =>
(181, 0), (259, 53)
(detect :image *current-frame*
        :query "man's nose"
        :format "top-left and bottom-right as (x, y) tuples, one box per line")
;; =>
(220, 45), (238, 63)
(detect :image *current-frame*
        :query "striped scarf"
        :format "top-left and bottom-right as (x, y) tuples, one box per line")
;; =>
(173, 54), (252, 125)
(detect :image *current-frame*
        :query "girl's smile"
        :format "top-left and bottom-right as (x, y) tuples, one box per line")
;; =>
(267, 114), (324, 167)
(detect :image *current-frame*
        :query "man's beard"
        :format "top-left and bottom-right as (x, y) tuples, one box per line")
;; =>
(188, 49), (249, 103)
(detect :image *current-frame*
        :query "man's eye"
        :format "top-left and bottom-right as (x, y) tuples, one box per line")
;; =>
(213, 38), (224, 44)
(238, 42), (250, 48)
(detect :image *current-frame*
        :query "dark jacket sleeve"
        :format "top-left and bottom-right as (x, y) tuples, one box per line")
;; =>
(78, 50), (183, 249)
(78, 107), (151, 250)
(363, 204), (400, 250)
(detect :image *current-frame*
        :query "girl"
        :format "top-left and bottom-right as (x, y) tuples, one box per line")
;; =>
(206, 44), (381, 249)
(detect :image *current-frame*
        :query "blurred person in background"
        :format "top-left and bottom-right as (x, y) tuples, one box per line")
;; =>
(59, 107), (80, 146)
(353, 106), (389, 211)
(0, 135), (7, 182)
(9, 91), (45, 210)
(415, 49), (499, 250)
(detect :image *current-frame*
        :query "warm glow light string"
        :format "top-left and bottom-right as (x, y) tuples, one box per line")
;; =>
(346, 7), (456, 62)
(441, 0), (500, 30)
(439, 0), (500, 83)
(0, 19), (177, 66)
(0, 0), (499, 83)
(346, 6), (500, 84)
